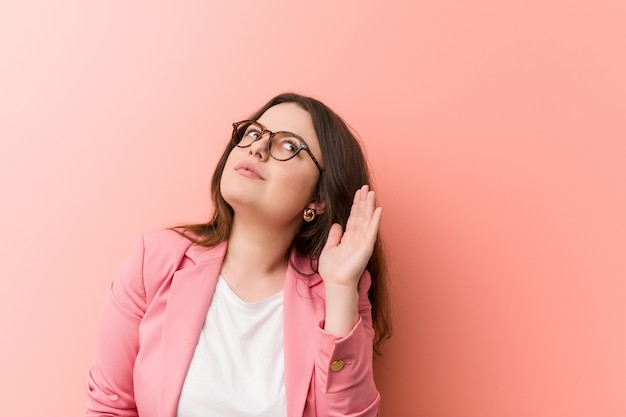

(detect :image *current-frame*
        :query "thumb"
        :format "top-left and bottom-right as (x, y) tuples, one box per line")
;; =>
(323, 223), (343, 250)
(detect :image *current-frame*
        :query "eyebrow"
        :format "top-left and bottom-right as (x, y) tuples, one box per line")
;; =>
(255, 120), (308, 143)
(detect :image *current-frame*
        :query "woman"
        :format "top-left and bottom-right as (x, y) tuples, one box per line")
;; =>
(85, 92), (392, 417)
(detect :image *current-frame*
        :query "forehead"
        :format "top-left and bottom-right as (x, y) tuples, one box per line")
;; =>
(256, 103), (318, 143)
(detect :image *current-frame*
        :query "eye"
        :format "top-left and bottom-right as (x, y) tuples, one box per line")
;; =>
(280, 138), (299, 152)
(245, 126), (262, 140)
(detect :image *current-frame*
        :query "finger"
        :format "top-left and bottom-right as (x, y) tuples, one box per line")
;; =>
(351, 186), (366, 219)
(359, 184), (369, 199)
(362, 196), (382, 238)
(357, 189), (377, 224)
(369, 206), (382, 236)
(353, 186), (362, 203)
(323, 223), (343, 250)
(347, 186), (376, 232)
(346, 189), (361, 231)
(352, 185), (369, 208)
(365, 189), (376, 217)
(356, 206), (382, 253)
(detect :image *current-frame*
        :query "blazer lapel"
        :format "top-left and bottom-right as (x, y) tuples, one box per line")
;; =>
(158, 241), (227, 417)
(283, 254), (323, 417)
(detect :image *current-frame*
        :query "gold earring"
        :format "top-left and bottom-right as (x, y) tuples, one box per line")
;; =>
(303, 208), (316, 222)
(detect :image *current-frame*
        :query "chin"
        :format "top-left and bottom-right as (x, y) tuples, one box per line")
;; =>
(221, 183), (254, 212)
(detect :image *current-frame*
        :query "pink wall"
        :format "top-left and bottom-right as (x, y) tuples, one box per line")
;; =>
(1, 1), (624, 416)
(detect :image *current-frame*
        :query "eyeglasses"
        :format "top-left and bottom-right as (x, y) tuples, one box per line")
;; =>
(231, 120), (323, 173)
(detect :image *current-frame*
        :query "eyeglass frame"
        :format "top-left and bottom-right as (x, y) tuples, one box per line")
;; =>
(231, 120), (323, 173)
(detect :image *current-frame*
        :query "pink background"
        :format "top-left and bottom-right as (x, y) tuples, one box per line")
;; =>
(1, 1), (625, 416)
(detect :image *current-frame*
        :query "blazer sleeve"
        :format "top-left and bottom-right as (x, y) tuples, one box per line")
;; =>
(84, 236), (149, 417)
(313, 271), (380, 417)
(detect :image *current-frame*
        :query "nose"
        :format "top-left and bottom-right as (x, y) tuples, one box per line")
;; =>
(248, 131), (271, 161)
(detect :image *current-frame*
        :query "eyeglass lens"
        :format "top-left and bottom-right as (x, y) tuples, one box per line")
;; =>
(235, 122), (303, 161)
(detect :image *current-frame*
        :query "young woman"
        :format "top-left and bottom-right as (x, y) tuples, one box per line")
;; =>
(85, 93), (392, 417)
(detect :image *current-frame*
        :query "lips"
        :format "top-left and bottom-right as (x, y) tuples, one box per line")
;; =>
(234, 162), (265, 180)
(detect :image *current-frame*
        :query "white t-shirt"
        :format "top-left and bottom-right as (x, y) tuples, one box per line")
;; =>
(177, 276), (287, 417)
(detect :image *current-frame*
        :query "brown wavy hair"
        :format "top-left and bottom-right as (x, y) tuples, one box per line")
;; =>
(173, 92), (392, 354)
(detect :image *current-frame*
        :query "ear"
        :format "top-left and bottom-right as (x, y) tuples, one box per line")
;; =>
(306, 199), (326, 215)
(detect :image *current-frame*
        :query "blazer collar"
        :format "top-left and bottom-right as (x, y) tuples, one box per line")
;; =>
(184, 239), (228, 264)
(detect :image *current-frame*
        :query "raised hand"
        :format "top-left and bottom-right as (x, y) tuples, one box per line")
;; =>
(318, 184), (382, 288)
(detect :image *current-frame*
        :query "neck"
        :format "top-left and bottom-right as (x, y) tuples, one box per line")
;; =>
(223, 215), (297, 278)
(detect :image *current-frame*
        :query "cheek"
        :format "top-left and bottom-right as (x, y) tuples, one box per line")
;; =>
(223, 148), (239, 168)
(220, 148), (246, 180)
(220, 153), (240, 191)
(285, 170), (319, 201)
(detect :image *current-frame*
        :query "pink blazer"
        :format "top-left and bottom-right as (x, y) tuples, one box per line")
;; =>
(85, 230), (380, 417)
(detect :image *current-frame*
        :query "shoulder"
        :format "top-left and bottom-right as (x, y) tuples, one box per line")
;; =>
(118, 229), (192, 269)
(138, 228), (227, 269)
(123, 229), (216, 303)
(129, 229), (196, 277)
(141, 228), (195, 253)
